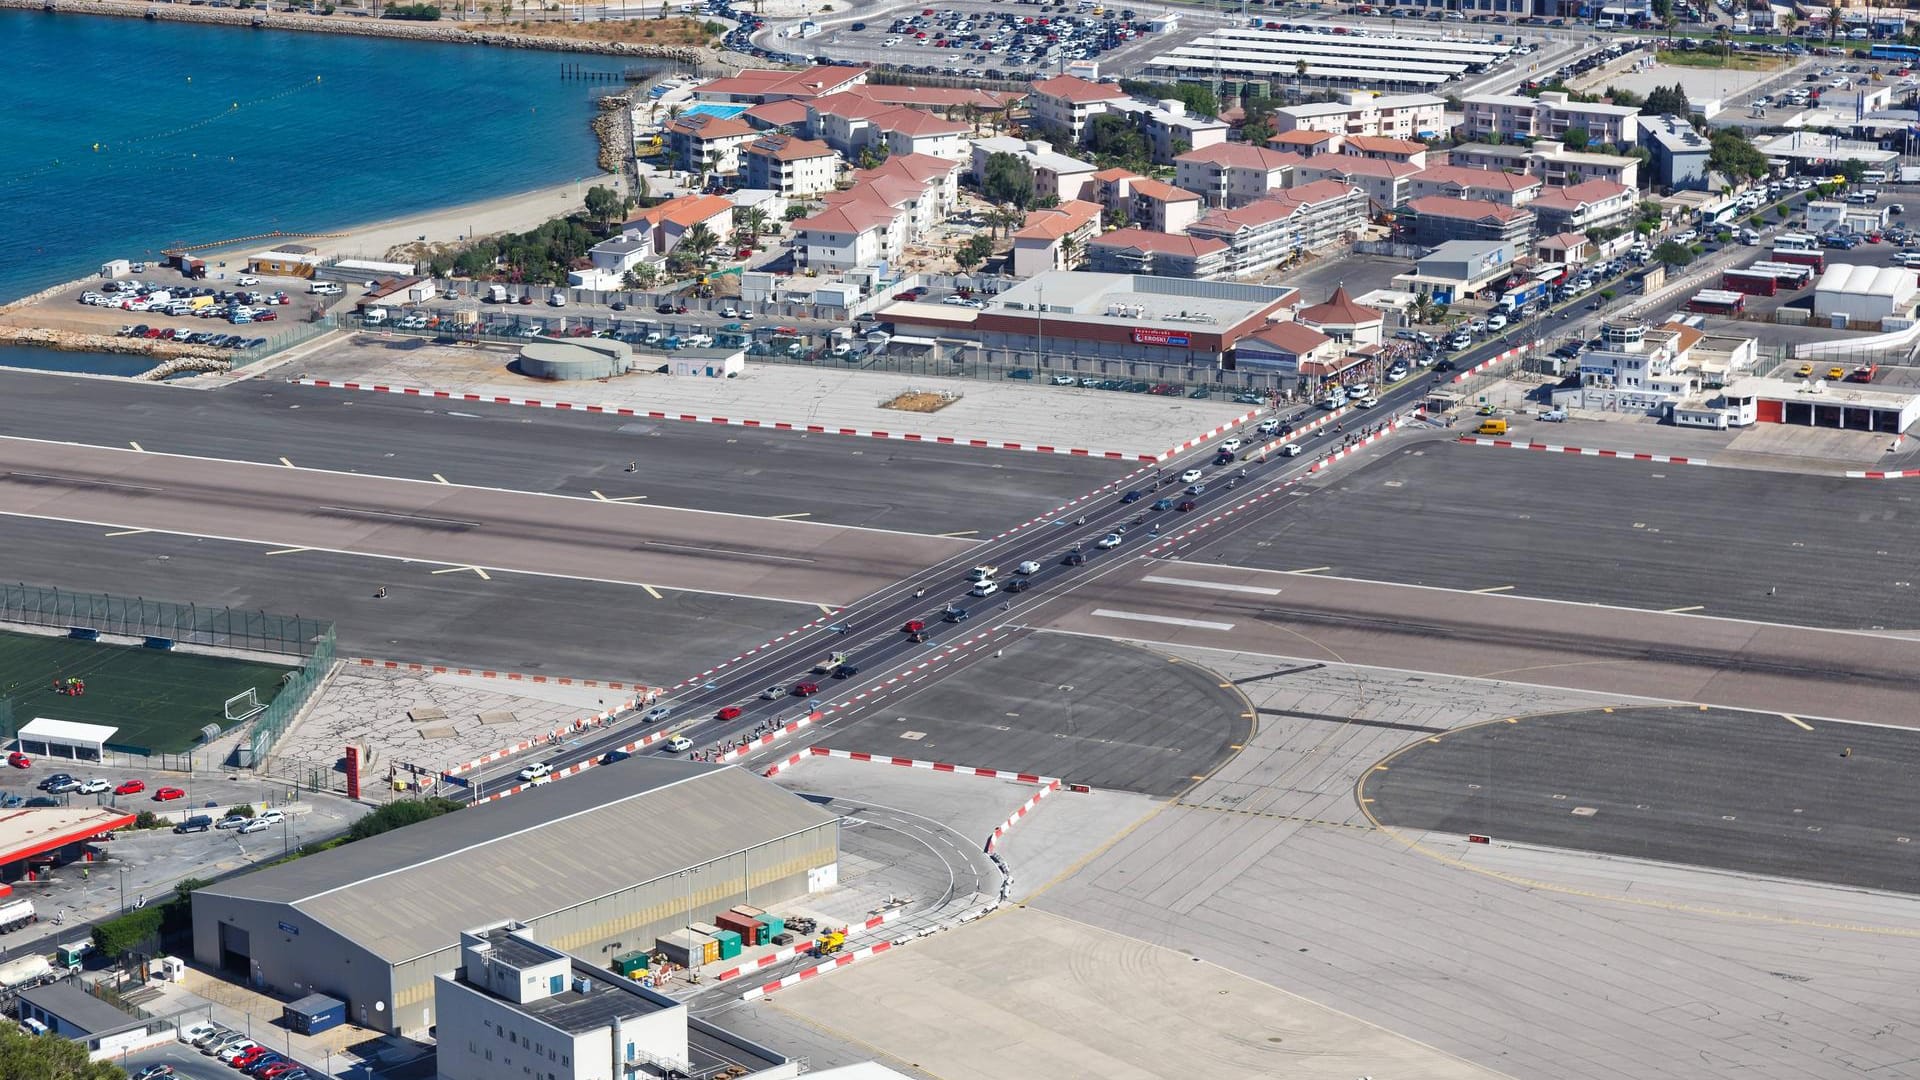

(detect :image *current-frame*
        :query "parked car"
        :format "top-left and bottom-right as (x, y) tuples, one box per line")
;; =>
(153, 786), (186, 801)
(7, 752), (29, 769)
(114, 779), (145, 795)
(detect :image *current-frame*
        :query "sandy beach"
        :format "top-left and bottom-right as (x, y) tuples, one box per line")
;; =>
(306, 175), (621, 262)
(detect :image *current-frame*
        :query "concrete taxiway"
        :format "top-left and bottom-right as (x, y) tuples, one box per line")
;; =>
(0, 371), (1130, 536)
(0, 437), (970, 606)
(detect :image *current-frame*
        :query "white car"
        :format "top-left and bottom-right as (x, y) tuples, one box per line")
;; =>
(666, 736), (693, 753)
(970, 579), (1000, 597)
(217, 1042), (259, 1063)
(1221, 437), (1243, 452)
(76, 778), (109, 794)
(1353, 395), (1380, 409)
(1015, 560), (1041, 575)
(255, 809), (284, 826)
(518, 762), (552, 782)
(181, 1022), (221, 1046)
(1280, 444), (1303, 457)
(1096, 533), (1123, 550)
(239, 818), (271, 834)
(1180, 468), (1204, 484)
(1486, 314), (1508, 331)
(719, 306), (738, 318)
(761, 685), (786, 700)
(1540, 409), (1569, 422)
(236, 276), (258, 287)
(1257, 418), (1281, 434)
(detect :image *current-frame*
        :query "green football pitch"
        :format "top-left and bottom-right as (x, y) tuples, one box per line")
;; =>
(0, 630), (292, 754)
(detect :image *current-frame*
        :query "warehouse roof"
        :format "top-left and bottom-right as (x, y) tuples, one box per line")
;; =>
(197, 759), (835, 963)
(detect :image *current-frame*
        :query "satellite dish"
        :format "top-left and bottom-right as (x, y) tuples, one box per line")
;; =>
(375, 1001), (386, 1012)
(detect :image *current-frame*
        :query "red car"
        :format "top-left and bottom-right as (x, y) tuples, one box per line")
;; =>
(232, 1049), (269, 1069)
(153, 786), (185, 801)
(114, 779), (145, 795)
(716, 706), (743, 721)
(6, 752), (28, 769)
(1177, 500), (1198, 512)
(734, 248), (754, 259)
(902, 619), (925, 633)
(258, 1065), (301, 1080)
(792, 682), (819, 697)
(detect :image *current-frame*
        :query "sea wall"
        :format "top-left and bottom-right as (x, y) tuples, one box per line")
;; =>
(0, 324), (221, 360)
(5, 0), (720, 61)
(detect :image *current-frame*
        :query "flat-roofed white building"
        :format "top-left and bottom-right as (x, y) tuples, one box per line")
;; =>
(1146, 27), (1512, 93)
(1273, 91), (1447, 140)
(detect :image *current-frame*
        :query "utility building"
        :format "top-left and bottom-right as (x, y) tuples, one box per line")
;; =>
(191, 760), (838, 1036)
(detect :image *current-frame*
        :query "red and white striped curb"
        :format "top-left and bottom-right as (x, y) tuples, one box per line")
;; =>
(1846, 467), (1920, 479)
(1456, 436), (1696, 465)
(1152, 409), (1262, 462)
(663, 614), (838, 692)
(714, 908), (902, 983)
(443, 698), (635, 776)
(349, 656), (661, 694)
(472, 722), (680, 801)
(801, 745), (1056, 784)
(296, 378), (1162, 461)
(1451, 339), (1542, 384)
(1308, 414), (1406, 473)
(987, 778), (1061, 853)
(739, 939), (895, 1001)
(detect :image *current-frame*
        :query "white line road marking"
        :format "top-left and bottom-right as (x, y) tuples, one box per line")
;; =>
(279, 457), (295, 468)
(128, 441), (144, 452)
(1290, 565), (1332, 574)
(1141, 575), (1282, 596)
(432, 473), (450, 484)
(263, 547), (312, 557)
(430, 565), (492, 580)
(1664, 605), (1705, 614)
(771, 512), (812, 520)
(103, 528), (151, 537)
(590, 490), (648, 502)
(1472, 584), (1516, 594)
(1090, 609), (1235, 631)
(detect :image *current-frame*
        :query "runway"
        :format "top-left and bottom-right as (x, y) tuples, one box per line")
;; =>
(1033, 560), (1920, 727)
(0, 437), (972, 607)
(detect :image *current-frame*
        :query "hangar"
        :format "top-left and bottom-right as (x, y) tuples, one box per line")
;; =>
(190, 759), (838, 1036)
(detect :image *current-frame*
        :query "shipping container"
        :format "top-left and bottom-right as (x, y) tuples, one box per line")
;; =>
(729, 905), (768, 921)
(611, 951), (649, 978)
(714, 911), (762, 946)
(714, 929), (743, 961)
(655, 929), (713, 969)
(758, 914), (786, 941)
(283, 993), (346, 1035)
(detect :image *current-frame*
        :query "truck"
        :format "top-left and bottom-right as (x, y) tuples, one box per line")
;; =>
(485, 284), (510, 303)
(967, 564), (999, 582)
(1494, 279), (1549, 314)
(0, 898), (35, 933)
(0, 954), (54, 993)
(812, 651), (847, 675)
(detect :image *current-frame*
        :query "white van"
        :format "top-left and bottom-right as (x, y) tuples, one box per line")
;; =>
(308, 282), (342, 296)
(363, 307), (389, 325)
(548, 290), (567, 307)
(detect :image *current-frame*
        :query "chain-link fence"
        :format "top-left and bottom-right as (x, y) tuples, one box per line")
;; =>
(0, 584), (336, 770)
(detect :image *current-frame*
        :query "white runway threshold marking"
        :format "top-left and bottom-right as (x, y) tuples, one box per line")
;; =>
(1091, 609), (1235, 631)
(1140, 575), (1283, 597)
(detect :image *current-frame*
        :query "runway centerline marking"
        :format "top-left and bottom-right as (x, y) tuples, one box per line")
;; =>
(263, 547), (312, 557)
(103, 528), (150, 537)
(1472, 584), (1516, 594)
(1141, 575), (1282, 596)
(1783, 714), (1813, 731)
(1091, 609), (1235, 631)
(430, 565), (492, 580)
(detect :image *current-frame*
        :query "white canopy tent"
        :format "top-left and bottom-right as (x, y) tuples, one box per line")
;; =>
(15, 718), (117, 762)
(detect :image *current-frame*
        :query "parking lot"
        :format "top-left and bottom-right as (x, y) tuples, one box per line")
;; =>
(2, 270), (336, 354)
(755, 0), (1170, 78)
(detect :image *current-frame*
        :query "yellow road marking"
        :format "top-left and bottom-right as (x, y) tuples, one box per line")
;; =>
(1664, 604), (1704, 614)
(818, 604), (835, 616)
(1290, 566), (1331, 574)
(128, 441), (144, 452)
(430, 565), (491, 580)
(1472, 584), (1516, 593)
(279, 456), (295, 468)
(939, 529), (979, 538)
(432, 473), (450, 485)
(1217, 682), (1233, 688)
(263, 547), (311, 557)
(103, 528), (150, 537)
(771, 512), (812, 520)
(590, 490), (648, 502)
(1784, 714), (1812, 731)
(641, 584), (663, 600)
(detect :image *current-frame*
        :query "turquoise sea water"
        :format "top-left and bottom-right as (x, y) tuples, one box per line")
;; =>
(0, 10), (614, 303)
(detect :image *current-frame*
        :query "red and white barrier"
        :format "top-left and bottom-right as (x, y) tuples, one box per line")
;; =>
(663, 614), (838, 692)
(711, 940), (818, 983)
(987, 778), (1061, 853)
(1847, 467), (1920, 480)
(1308, 413), (1407, 473)
(1450, 339), (1542, 384)
(731, 908), (904, 996)
(803, 746), (1056, 784)
(714, 710), (820, 763)
(1456, 436), (1696, 465)
(738, 939), (895, 1001)
(296, 378), (1165, 461)
(440, 698), (636, 777)
(472, 720), (682, 801)
(1151, 409), (1262, 462)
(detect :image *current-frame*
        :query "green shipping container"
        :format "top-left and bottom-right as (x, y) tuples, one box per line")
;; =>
(758, 915), (785, 940)
(714, 929), (743, 960)
(611, 951), (649, 978)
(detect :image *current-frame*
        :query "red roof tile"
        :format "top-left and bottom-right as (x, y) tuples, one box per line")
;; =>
(1030, 74), (1129, 105)
(1088, 227), (1227, 257)
(1404, 195), (1530, 223)
(1298, 286), (1382, 327)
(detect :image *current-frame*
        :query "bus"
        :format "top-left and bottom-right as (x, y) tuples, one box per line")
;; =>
(1863, 169), (1889, 185)
(1772, 248), (1826, 273)
(1686, 289), (1746, 315)
(1869, 43), (1920, 63)
(1775, 232), (1819, 252)
(1747, 261), (1814, 290)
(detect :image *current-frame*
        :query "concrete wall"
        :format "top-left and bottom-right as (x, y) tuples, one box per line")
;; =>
(192, 893), (398, 1033)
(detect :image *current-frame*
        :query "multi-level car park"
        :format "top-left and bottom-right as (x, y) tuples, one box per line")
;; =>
(1144, 24), (1515, 92)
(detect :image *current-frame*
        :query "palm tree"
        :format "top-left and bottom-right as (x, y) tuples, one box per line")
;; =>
(681, 223), (720, 265)
(1716, 25), (1731, 67)
(962, 104), (981, 135)
(1780, 13), (1797, 37)
(740, 206), (770, 243)
(1828, 3), (1841, 43)
(992, 203), (1025, 238)
(1662, 12), (1678, 44)
(1058, 232), (1081, 270)
(1295, 58), (1308, 84)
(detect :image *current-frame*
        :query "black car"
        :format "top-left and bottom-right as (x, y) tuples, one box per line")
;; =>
(850, 20), (865, 29)
(943, 607), (969, 622)
(1120, 489), (1143, 504)
(610, 301), (627, 311)
(655, 303), (676, 314)
(36, 773), (73, 791)
(1433, 359), (1457, 373)
(1063, 551), (1085, 566)
(832, 663), (861, 678)
(24, 797), (60, 808)
(1004, 578), (1031, 593)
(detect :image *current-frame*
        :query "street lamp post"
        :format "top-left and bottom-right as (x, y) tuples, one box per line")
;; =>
(117, 867), (127, 915)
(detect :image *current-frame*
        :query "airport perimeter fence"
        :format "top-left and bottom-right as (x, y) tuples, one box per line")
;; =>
(231, 314), (341, 368)
(0, 584), (336, 770)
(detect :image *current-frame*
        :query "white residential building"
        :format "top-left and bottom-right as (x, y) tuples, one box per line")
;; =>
(1461, 91), (1641, 147)
(664, 114), (759, 177)
(1273, 91), (1447, 140)
(1186, 179), (1369, 276)
(1174, 143), (1302, 208)
(740, 134), (839, 197)
(1106, 98), (1230, 164)
(1011, 199), (1104, 278)
(1027, 74), (1131, 142)
(970, 137), (1099, 203)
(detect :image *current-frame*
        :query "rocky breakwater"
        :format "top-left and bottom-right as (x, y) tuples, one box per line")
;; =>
(592, 90), (640, 177)
(5, 0), (715, 61)
(0, 324), (220, 362)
